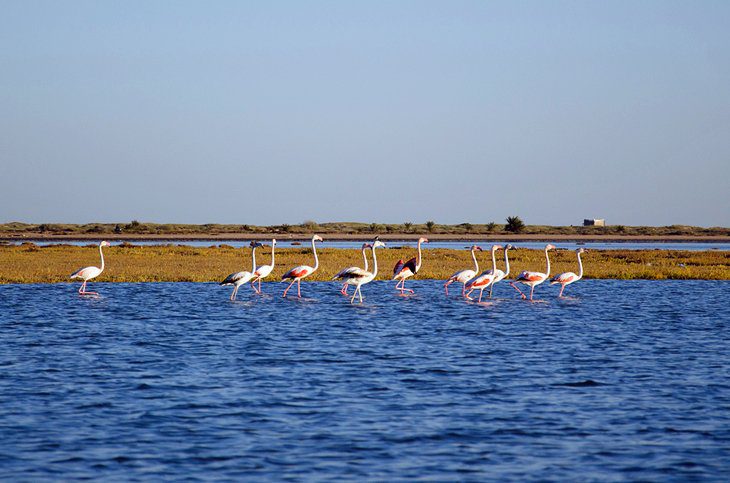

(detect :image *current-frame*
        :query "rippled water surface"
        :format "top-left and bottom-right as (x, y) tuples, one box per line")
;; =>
(2, 281), (729, 480)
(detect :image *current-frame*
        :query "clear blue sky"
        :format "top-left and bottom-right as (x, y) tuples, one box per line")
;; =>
(1, 0), (728, 226)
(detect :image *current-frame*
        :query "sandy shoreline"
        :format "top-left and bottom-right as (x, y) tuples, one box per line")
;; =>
(2, 233), (729, 243)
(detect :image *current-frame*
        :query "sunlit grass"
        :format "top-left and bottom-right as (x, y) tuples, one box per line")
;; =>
(1, 243), (728, 284)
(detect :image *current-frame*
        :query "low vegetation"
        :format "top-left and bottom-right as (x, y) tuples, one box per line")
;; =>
(1, 244), (728, 284)
(1, 221), (729, 238)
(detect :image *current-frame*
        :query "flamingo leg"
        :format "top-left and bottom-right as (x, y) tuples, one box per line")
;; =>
(358, 286), (363, 303)
(478, 289), (484, 303)
(510, 281), (527, 299)
(283, 279), (295, 297)
(297, 280), (301, 298)
(78, 281), (86, 294)
(250, 279), (258, 293)
(258, 279), (262, 294)
(350, 286), (358, 304)
(529, 285), (535, 301)
(462, 283), (466, 297)
(488, 284), (494, 298)
(230, 286), (237, 301)
(444, 280), (452, 295)
(558, 284), (565, 298)
(341, 283), (348, 295)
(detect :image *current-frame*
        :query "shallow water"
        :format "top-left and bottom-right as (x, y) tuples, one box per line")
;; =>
(1, 280), (729, 480)
(14, 239), (730, 251)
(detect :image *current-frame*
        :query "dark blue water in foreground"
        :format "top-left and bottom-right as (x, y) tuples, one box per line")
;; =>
(1, 281), (729, 481)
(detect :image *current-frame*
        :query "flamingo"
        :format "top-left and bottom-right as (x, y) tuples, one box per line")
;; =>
(488, 244), (514, 298)
(250, 238), (276, 294)
(393, 237), (428, 294)
(550, 248), (586, 297)
(465, 244), (502, 302)
(220, 242), (262, 300)
(70, 240), (111, 295)
(332, 242), (371, 295)
(281, 235), (323, 298)
(510, 244), (556, 301)
(444, 245), (483, 296)
(332, 239), (386, 303)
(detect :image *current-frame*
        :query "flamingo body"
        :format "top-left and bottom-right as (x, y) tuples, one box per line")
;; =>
(282, 235), (323, 298)
(221, 242), (261, 300)
(334, 243), (370, 295)
(465, 245), (502, 302)
(444, 245), (482, 296)
(511, 244), (556, 300)
(393, 237), (428, 294)
(550, 248), (585, 297)
(70, 240), (110, 295)
(251, 239), (276, 293)
(333, 240), (385, 303)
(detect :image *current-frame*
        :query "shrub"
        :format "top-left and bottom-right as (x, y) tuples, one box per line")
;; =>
(505, 216), (525, 233)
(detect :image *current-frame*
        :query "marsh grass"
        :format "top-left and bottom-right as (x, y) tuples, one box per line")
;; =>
(1, 244), (728, 284)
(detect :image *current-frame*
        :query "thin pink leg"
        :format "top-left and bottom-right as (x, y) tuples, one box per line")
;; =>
(529, 286), (535, 301)
(297, 280), (301, 298)
(465, 288), (474, 300)
(478, 289), (483, 303)
(510, 282), (527, 299)
(258, 279), (262, 293)
(283, 280), (295, 297)
(462, 284), (466, 297)
(558, 285), (565, 298)
(444, 281), (450, 295)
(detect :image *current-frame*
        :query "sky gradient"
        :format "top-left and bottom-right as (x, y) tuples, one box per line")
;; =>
(1, 1), (728, 226)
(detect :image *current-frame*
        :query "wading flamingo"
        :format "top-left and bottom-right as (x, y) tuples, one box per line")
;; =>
(332, 239), (386, 303)
(465, 244), (502, 302)
(510, 244), (556, 301)
(281, 235), (323, 298)
(489, 244), (514, 298)
(444, 245), (483, 296)
(70, 240), (110, 295)
(333, 242), (371, 295)
(250, 239), (276, 294)
(550, 248), (586, 297)
(393, 237), (428, 294)
(220, 242), (262, 300)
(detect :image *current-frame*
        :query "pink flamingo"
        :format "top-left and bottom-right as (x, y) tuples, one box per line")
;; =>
(332, 239), (386, 304)
(333, 242), (371, 295)
(444, 245), (483, 296)
(250, 239), (276, 294)
(220, 242), (262, 300)
(465, 244), (502, 302)
(488, 244), (514, 298)
(393, 237), (428, 294)
(70, 240), (111, 295)
(510, 244), (556, 300)
(550, 248), (585, 297)
(281, 235), (323, 298)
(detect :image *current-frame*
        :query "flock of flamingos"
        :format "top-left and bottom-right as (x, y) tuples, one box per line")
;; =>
(71, 235), (586, 304)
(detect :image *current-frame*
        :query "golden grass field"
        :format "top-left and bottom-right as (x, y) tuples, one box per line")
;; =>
(1, 243), (728, 284)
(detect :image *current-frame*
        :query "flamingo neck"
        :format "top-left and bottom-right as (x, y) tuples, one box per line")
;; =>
(371, 245), (379, 278)
(99, 243), (105, 272)
(471, 248), (479, 274)
(311, 237), (319, 272)
(361, 246), (369, 272)
(491, 248), (497, 272)
(270, 240), (275, 269)
(503, 249), (510, 277)
(576, 252), (583, 280)
(251, 245), (258, 272)
(545, 247), (551, 276)
(415, 239), (423, 271)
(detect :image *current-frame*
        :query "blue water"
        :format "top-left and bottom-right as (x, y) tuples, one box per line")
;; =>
(11, 239), (730, 251)
(1, 280), (729, 480)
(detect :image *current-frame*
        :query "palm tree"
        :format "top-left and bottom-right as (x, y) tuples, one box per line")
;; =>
(426, 220), (435, 233)
(505, 216), (525, 233)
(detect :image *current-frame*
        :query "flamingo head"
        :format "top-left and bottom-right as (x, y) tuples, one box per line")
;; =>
(313, 235), (323, 242)
(271, 238), (277, 246)
(418, 237), (429, 244)
(361, 243), (370, 250)
(577, 247), (586, 254)
(251, 242), (264, 249)
(505, 244), (514, 250)
(100, 241), (111, 247)
(373, 240), (386, 249)
(492, 244), (503, 251)
(546, 244), (556, 251)
(472, 245), (483, 252)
